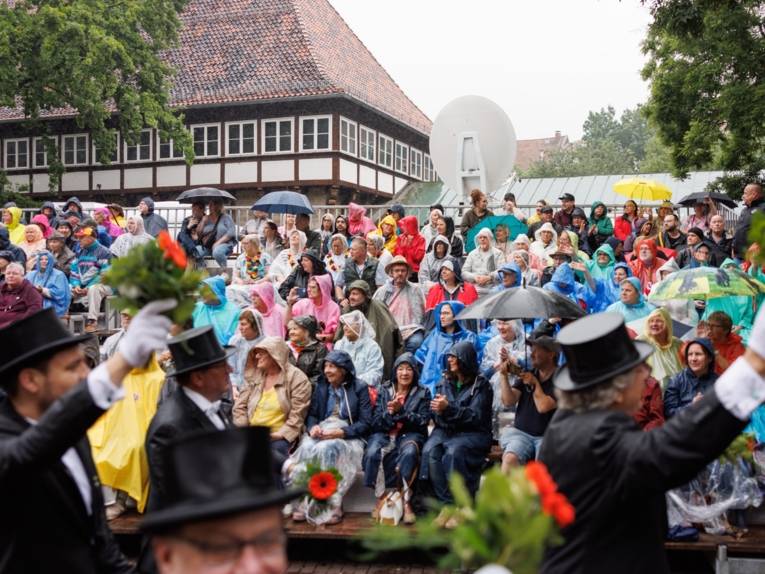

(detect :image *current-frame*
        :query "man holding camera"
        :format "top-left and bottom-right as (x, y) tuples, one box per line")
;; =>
(497, 335), (558, 473)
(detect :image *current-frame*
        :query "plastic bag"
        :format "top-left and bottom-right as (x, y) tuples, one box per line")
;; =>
(284, 417), (365, 525)
(666, 458), (763, 535)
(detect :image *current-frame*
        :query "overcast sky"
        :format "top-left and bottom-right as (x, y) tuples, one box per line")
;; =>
(329, 0), (653, 141)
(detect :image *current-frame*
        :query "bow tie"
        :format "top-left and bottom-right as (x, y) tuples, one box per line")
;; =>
(205, 401), (222, 418)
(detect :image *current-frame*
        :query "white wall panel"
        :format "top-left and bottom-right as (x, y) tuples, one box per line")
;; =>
(299, 158), (332, 181)
(225, 161), (258, 184)
(61, 171), (89, 192)
(124, 168), (152, 189)
(377, 172), (393, 195)
(92, 170), (120, 190)
(261, 160), (294, 182)
(339, 159), (357, 184)
(157, 165), (187, 188)
(190, 163), (220, 186)
(359, 165), (375, 189)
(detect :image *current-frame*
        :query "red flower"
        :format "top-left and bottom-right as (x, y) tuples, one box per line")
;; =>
(525, 461), (557, 497)
(308, 471), (338, 501)
(541, 492), (575, 528)
(157, 231), (188, 269)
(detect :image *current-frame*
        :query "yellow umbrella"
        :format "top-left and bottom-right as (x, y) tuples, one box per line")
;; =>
(613, 178), (672, 202)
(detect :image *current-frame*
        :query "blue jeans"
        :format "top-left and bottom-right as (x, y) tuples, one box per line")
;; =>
(196, 242), (234, 268)
(404, 330), (425, 354)
(499, 427), (543, 464)
(271, 439), (291, 488)
(363, 432), (423, 490)
(421, 429), (491, 503)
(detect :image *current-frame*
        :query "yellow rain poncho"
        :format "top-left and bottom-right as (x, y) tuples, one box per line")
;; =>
(5, 207), (25, 244)
(88, 355), (165, 512)
(377, 214), (398, 254)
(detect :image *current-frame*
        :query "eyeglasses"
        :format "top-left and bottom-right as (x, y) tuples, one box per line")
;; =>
(170, 530), (287, 567)
(707, 323), (726, 329)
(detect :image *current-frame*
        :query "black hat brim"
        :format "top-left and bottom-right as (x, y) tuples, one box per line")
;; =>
(166, 347), (237, 377)
(0, 332), (93, 378)
(554, 341), (654, 391)
(141, 486), (303, 533)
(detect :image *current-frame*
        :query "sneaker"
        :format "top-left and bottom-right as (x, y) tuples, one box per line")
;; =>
(106, 500), (127, 521)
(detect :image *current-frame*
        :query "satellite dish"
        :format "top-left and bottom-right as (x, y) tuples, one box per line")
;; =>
(429, 95), (517, 200)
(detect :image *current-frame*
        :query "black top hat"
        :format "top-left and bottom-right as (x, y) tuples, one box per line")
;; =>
(0, 308), (92, 379)
(166, 326), (234, 377)
(141, 427), (302, 532)
(554, 312), (653, 391)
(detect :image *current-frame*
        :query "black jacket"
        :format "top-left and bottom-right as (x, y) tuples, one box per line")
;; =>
(0, 383), (133, 574)
(733, 197), (765, 258)
(288, 340), (328, 386)
(538, 392), (746, 574)
(342, 257), (378, 295)
(371, 380), (431, 437)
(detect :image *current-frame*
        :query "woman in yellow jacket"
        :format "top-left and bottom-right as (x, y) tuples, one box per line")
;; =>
(376, 214), (398, 254)
(2, 206), (26, 244)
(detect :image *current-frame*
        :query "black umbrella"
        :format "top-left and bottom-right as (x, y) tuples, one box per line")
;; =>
(677, 192), (736, 209)
(176, 187), (236, 204)
(251, 190), (314, 215)
(456, 286), (586, 321)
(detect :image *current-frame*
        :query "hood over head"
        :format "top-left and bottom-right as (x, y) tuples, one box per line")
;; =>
(434, 300), (467, 333)
(443, 340), (479, 378)
(250, 282), (276, 313)
(339, 309), (376, 340)
(613, 262), (632, 277)
(437, 259), (462, 283)
(202, 276), (228, 306)
(475, 227), (495, 248)
(5, 206), (22, 229)
(497, 261), (522, 287)
(140, 196), (155, 213)
(253, 336), (290, 367)
(534, 222), (558, 244)
(634, 237), (658, 258)
(324, 349), (357, 381)
(685, 337), (715, 363)
(593, 244), (615, 267)
(590, 201), (607, 219)
(657, 257), (680, 275)
(63, 197), (82, 212)
(551, 263), (576, 290)
(513, 233), (530, 248)
(300, 249), (326, 274)
(348, 203), (367, 221)
(398, 215), (420, 236)
(393, 352), (420, 384)
(311, 273), (334, 305)
(30, 214), (52, 239)
(431, 234), (451, 257)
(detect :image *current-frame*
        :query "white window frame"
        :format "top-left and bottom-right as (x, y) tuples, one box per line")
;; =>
(339, 116), (357, 156)
(394, 142), (409, 175)
(157, 132), (186, 161)
(423, 153), (434, 182)
(261, 117), (293, 154)
(62, 133), (89, 167)
(359, 125), (376, 163)
(123, 129), (152, 163)
(92, 132), (119, 165)
(33, 137), (54, 168)
(191, 123), (220, 158)
(410, 148), (423, 180)
(378, 133), (393, 168)
(225, 121), (257, 157)
(4, 138), (29, 170)
(299, 115), (332, 152)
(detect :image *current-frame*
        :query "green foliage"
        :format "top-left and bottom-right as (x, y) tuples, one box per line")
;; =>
(0, 188), (40, 208)
(641, 1), (765, 183)
(362, 468), (560, 574)
(101, 238), (204, 324)
(0, 0), (194, 187)
(719, 433), (756, 464)
(521, 105), (683, 178)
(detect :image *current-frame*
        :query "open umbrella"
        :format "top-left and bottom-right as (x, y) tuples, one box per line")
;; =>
(251, 190), (314, 215)
(648, 266), (765, 302)
(677, 192), (737, 210)
(464, 214), (527, 252)
(613, 178), (672, 202)
(176, 187), (236, 203)
(456, 286), (585, 321)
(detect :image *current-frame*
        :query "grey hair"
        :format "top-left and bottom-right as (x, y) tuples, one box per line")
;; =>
(555, 370), (634, 413)
(367, 234), (384, 250)
(5, 262), (24, 275)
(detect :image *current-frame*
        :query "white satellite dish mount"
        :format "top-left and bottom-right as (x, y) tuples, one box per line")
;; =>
(429, 95), (517, 201)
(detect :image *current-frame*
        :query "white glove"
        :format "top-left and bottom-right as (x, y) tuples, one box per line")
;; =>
(747, 303), (765, 359)
(117, 299), (176, 367)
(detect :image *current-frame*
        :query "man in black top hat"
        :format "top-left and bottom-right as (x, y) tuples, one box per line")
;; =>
(142, 427), (301, 574)
(0, 300), (175, 573)
(538, 311), (765, 574)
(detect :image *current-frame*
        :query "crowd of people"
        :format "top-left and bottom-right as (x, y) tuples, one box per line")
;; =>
(2, 182), (765, 572)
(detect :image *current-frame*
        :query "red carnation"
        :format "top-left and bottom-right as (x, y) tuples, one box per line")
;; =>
(157, 230), (187, 269)
(308, 471), (338, 501)
(525, 461), (557, 497)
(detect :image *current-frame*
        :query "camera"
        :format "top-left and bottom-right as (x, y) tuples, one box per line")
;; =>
(296, 287), (307, 298)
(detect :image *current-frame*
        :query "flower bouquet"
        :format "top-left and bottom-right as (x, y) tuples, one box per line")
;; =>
(363, 464), (574, 574)
(291, 460), (343, 525)
(101, 231), (205, 324)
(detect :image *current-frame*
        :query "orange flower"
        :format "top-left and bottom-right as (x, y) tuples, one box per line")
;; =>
(541, 492), (575, 528)
(308, 471), (338, 501)
(525, 461), (557, 497)
(157, 231), (187, 269)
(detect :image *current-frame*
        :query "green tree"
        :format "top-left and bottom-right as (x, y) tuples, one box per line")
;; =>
(641, 0), (765, 197)
(0, 0), (193, 189)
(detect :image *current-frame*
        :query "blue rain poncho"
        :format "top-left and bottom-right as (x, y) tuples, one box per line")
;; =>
(585, 243), (616, 282)
(26, 250), (71, 316)
(192, 276), (242, 345)
(605, 277), (656, 323)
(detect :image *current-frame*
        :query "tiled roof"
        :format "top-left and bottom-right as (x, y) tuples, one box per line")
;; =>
(514, 132), (570, 171)
(0, 0), (432, 134)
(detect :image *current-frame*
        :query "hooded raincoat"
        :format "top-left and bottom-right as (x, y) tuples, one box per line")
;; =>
(376, 215), (398, 253)
(393, 216), (426, 273)
(589, 201), (613, 243)
(418, 235), (453, 291)
(192, 276), (242, 345)
(4, 206), (25, 244)
(139, 197), (169, 237)
(227, 310), (265, 389)
(335, 310), (384, 387)
(30, 214), (53, 239)
(94, 207), (124, 239)
(425, 260), (478, 310)
(629, 238), (663, 295)
(109, 216), (153, 258)
(291, 273), (340, 344)
(250, 283), (286, 338)
(462, 228), (504, 297)
(586, 244), (616, 282)
(636, 307), (684, 388)
(605, 277), (655, 322)
(0, 226), (26, 267)
(270, 230), (307, 285)
(26, 250), (71, 316)
(414, 300), (477, 395)
(543, 263), (590, 309)
(530, 222), (559, 264)
(19, 224), (46, 264)
(347, 203), (376, 237)
(233, 336), (312, 443)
